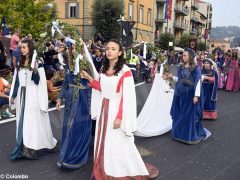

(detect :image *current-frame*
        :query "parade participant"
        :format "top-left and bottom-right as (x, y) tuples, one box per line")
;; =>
(170, 48), (211, 144)
(225, 49), (240, 91)
(56, 43), (92, 169)
(81, 39), (158, 179)
(10, 39), (57, 160)
(216, 52), (225, 89)
(202, 59), (218, 120)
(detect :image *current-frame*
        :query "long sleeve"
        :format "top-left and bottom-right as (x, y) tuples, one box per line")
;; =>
(37, 67), (49, 111)
(119, 69), (137, 136)
(31, 71), (40, 85)
(195, 79), (201, 97)
(194, 67), (202, 97)
(116, 96), (123, 120)
(88, 79), (101, 91)
(9, 69), (19, 101)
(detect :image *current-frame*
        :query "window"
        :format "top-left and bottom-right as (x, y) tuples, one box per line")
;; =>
(128, 3), (134, 20)
(70, 3), (77, 18)
(139, 6), (144, 23)
(147, 9), (152, 25)
(65, 2), (79, 18)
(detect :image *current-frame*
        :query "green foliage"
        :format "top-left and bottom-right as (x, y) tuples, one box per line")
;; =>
(158, 33), (174, 51)
(0, 0), (56, 38)
(178, 33), (191, 48)
(197, 41), (206, 51)
(35, 20), (94, 77)
(147, 44), (165, 63)
(92, 0), (124, 41)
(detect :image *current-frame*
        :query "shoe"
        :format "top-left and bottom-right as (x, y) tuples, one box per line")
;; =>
(1, 109), (15, 118)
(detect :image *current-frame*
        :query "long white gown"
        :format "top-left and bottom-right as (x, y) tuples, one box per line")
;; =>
(135, 64), (174, 137)
(10, 67), (57, 154)
(92, 65), (149, 178)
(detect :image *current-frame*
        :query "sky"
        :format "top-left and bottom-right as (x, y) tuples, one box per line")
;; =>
(203, 0), (240, 27)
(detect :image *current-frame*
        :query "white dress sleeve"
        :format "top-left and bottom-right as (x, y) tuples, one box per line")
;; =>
(195, 79), (201, 97)
(38, 67), (49, 112)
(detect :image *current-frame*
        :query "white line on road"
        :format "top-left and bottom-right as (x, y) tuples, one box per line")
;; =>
(0, 82), (147, 125)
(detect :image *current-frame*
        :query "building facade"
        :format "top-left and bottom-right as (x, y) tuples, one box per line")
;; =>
(153, 0), (212, 46)
(49, 0), (212, 46)
(50, 0), (154, 43)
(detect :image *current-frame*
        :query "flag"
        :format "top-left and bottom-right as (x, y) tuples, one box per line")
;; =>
(121, 21), (135, 47)
(165, 0), (172, 20)
(168, 0), (173, 20)
(165, 0), (169, 20)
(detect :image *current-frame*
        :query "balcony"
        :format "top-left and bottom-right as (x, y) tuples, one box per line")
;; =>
(174, 6), (189, 16)
(156, 0), (166, 3)
(174, 21), (187, 31)
(155, 13), (166, 23)
(192, 3), (199, 10)
(190, 28), (198, 35)
(191, 15), (199, 23)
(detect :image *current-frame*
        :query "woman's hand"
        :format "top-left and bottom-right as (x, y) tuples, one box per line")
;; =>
(56, 99), (61, 111)
(113, 118), (122, 129)
(193, 96), (199, 104)
(80, 70), (93, 82)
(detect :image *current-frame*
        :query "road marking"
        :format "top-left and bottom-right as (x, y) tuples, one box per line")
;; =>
(0, 82), (147, 125)
(135, 82), (146, 87)
(0, 105), (65, 124)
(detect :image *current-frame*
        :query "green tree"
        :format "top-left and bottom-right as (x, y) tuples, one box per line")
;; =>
(92, 0), (124, 41)
(178, 33), (191, 48)
(158, 33), (174, 51)
(0, 0), (56, 38)
(197, 41), (207, 51)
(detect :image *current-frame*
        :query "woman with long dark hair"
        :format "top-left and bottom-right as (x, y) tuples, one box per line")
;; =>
(170, 48), (211, 144)
(225, 50), (240, 91)
(10, 39), (57, 160)
(81, 39), (158, 179)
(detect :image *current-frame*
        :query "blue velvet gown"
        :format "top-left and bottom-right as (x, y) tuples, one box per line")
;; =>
(57, 70), (92, 168)
(201, 68), (218, 119)
(171, 65), (207, 144)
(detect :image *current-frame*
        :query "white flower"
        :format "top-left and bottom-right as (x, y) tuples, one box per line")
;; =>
(39, 32), (47, 38)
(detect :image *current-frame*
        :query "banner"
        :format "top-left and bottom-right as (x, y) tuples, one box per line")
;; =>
(165, 0), (169, 20)
(168, 0), (173, 20)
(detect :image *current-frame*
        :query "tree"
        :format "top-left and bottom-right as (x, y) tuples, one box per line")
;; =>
(0, 0), (56, 38)
(178, 33), (190, 48)
(197, 41), (206, 51)
(158, 33), (174, 51)
(92, 0), (124, 41)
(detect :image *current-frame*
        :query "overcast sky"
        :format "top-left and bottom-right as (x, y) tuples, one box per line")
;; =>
(203, 0), (240, 27)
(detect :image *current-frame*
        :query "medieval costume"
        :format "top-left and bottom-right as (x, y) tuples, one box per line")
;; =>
(170, 65), (211, 144)
(201, 59), (218, 120)
(57, 54), (92, 169)
(10, 65), (57, 160)
(225, 51), (240, 91)
(90, 65), (158, 179)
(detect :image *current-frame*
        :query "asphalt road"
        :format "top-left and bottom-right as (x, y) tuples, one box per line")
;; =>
(0, 65), (240, 180)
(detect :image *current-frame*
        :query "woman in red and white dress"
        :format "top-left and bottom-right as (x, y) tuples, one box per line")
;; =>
(81, 39), (158, 179)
